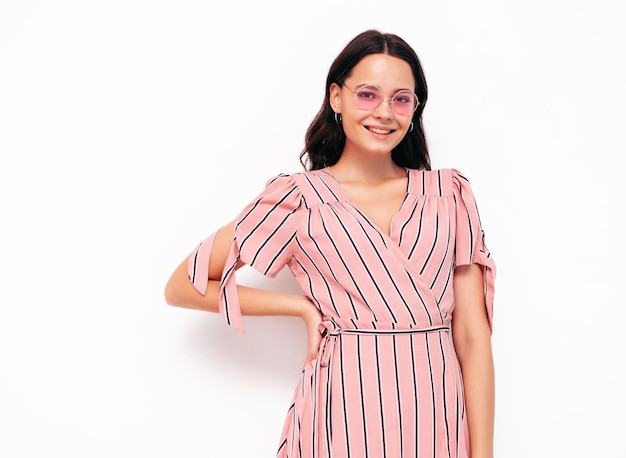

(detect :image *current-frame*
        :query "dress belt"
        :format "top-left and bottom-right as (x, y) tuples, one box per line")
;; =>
(318, 319), (450, 367)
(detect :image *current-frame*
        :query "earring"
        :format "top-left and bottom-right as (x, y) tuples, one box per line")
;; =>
(334, 112), (342, 124)
(408, 122), (414, 132)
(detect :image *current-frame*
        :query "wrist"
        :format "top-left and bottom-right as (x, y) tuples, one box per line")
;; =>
(297, 296), (316, 318)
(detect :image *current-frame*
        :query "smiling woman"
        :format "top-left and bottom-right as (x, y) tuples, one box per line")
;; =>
(328, 53), (416, 162)
(165, 29), (496, 458)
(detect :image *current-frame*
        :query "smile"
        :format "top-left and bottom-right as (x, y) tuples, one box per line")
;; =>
(366, 126), (394, 135)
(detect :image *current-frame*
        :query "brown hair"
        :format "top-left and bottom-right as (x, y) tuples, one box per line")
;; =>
(300, 30), (430, 171)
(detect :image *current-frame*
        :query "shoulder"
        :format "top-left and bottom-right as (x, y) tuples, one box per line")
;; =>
(409, 167), (470, 181)
(425, 167), (474, 189)
(405, 167), (478, 199)
(263, 169), (321, 186)
(261, 171), (312, 198)
(406, 168), (470, 197)
(444, 168), (482, 211)
(264, 169), (341, 209)
(256, 169), (343, 209)
(260, 171), (306, 194)
(244, 172), (304, 210)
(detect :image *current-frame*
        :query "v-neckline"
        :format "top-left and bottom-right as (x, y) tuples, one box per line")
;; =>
(320, 167), (412, 239)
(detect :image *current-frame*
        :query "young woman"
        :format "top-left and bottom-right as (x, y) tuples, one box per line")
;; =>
(165, 29), (496, 458)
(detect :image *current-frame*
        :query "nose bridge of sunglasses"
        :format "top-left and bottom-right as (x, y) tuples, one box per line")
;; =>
(376, 96), (394, 112)
(374, 94), (411, 115)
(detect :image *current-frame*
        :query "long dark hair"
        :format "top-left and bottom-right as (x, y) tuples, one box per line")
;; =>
(300, 30), (430, 171)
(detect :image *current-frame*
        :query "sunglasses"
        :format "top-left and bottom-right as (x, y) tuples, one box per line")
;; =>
(343, 84), (419, 117)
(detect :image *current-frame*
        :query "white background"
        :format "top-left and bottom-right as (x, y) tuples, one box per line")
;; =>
(1, 0), (624, 456)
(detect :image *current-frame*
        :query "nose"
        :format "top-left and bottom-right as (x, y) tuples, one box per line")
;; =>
(373, 97), (394, 119)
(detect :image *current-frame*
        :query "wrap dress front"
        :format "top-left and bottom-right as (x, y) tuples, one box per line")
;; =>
(188, 167), (495, 458)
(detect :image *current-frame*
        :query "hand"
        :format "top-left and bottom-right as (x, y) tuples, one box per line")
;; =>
(298, 297), (323, 363)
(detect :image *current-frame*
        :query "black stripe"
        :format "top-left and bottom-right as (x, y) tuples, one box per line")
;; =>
(308, 212), (357, 316)
(392, 335), (404, 457)
(321, 206), (382, 320)
(190, 243), (200, 283)
(419, 210), (439, 275)
(410, 335), (419, 455)
(304, 171), (342, 204)
(315, 169), (345, 203)
(237, 186), (299, 251)
(398, 194), (420, 247)
(357, 335), (369, 458)
(339, 335), (352, 458)
(439, 332), (452, 458)
(332, 206), (423, 323)
(374, 335), (387, 458)
(324, 351), (333, 454)
(246, 207), (298, 268)
(407, 200), (427, 259)
(425, 335), (436, 458)
(402, 270), (433, 326)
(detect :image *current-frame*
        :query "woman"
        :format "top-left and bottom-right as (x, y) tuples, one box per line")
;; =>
(165, 29), (496, 458)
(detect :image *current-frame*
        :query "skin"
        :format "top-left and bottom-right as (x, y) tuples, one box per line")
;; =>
(165, 53), (494, 458)
(327, 54), (416, 236)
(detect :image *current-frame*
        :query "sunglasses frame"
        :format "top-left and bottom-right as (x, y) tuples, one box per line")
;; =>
(343, 83), (420, 116)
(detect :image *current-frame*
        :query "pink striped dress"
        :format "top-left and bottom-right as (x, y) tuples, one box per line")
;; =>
(188, 167), (495, 458)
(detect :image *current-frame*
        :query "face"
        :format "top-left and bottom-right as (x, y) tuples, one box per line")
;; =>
(330, 53), (416, 159)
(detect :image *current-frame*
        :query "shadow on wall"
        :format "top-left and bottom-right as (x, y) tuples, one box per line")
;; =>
(182, 267), (308, 386)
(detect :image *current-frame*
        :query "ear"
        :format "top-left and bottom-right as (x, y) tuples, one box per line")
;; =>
(329, 82), (342, 113)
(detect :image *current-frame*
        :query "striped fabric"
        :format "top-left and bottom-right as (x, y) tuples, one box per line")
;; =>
(188, 168), (495, 458)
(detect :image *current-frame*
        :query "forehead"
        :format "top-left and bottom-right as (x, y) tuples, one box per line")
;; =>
(347, 54), (415, 90)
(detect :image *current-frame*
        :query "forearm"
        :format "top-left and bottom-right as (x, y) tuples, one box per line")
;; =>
(206, 280), (310, 318)
(164, 256), (310, 318)
(456, 335), (495, 458)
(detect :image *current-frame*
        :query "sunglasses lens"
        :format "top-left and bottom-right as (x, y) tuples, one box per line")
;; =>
(392, 91), (418, 116)
(355, 86), (383, 111)
(354, 86), (418, 116)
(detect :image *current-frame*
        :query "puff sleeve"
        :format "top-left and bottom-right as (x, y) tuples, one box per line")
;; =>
(451, 169), (496, 331)
(188, 174), (304, 332)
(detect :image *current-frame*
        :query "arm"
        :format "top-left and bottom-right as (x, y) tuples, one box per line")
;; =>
(164, 220), (323, 361)
(452, 263), (495, 458)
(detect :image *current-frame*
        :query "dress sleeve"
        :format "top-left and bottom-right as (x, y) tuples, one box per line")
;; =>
(451, 169), (496, 331)
(187, 174), (303, 332)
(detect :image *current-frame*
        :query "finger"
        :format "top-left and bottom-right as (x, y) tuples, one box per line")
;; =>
(307, 328), (322, 361)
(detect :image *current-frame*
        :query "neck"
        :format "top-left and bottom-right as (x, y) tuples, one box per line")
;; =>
(330, 151), (404, 184)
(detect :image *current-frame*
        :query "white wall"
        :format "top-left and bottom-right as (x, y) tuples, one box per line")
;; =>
(1, 0), (624, 456)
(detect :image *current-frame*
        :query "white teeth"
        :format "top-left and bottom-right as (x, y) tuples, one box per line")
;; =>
(368, 127), (391, 134)
(369, 127), (390, 134)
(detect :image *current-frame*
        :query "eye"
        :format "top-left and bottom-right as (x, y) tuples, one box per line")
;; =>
(393, 91), (416, 105)
(356, 86), (381, 101)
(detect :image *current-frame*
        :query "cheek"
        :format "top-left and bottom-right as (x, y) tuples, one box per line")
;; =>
(398, 117), (413, 131)
(342, 110), (369, 125)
